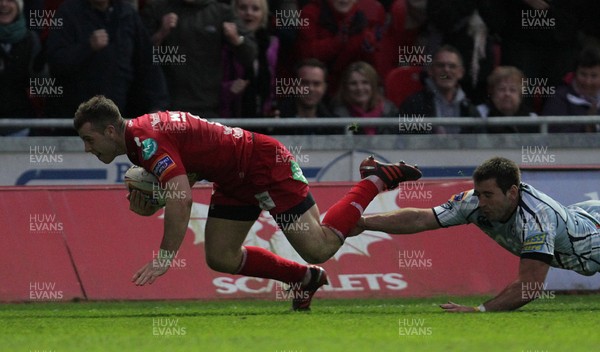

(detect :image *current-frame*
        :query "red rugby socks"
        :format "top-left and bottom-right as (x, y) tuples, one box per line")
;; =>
(236, 246), (307, 284)
(322, 179), (379, 240)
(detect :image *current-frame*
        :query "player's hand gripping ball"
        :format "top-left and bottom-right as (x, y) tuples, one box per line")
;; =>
(124, 166), (166, 207)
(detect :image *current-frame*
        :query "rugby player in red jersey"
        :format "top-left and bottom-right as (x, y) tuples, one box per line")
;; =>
(74, 95), (421, 310)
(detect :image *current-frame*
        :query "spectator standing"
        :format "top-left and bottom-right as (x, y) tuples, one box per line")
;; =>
(220, 0), (277, 118)
(142, 0), (257, 118)
(295, 0), (383, 97)
(45, 0), (168, 130)
(0, 0), (42, 136)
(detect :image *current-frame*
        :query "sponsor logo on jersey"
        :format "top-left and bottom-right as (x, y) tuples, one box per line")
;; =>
(142, 138), (158, 160)
(290, 161), (308, 185)
(152, 154), (176, 180)
(522, 232), (547, 251)
(451, 191), (467, 202)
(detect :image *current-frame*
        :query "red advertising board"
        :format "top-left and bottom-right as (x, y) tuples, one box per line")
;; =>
(0, 181), (519, 302)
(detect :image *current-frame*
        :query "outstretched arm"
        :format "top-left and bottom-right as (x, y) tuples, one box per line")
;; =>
(132, 174), (193, 285)
(350, 208), (441, 236)
(440, 258), (551, 312)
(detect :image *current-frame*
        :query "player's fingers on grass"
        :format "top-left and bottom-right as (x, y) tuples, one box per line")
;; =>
(132, 263), (150, 284)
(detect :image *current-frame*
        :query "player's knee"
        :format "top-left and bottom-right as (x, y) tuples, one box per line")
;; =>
(205, 253), (237, 274)
(299, 251), (330, 265)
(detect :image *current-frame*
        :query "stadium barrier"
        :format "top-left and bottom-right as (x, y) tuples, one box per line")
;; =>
(1, 180), (520, 302)
(2, 115), (600, 134)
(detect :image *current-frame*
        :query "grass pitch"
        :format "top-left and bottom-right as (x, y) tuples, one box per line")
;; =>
(2, 295), (599, 352)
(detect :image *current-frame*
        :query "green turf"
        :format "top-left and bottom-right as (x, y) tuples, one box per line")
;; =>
(1, 295), (599, 352)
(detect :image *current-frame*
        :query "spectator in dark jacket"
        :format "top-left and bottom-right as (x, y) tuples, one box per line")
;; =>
(399, 45), (479, 134)
(45, 0), (168, 130)
(278, 58), (341, 134)
(220, 0), (278, 118)
(542, 45), (600, 133)
(142, 0), (257, 118)
(0, 0), (43, 136)
(471, 66), (537, 133)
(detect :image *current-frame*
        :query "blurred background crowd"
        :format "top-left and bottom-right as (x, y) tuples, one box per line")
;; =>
(2, 0), (600, 136)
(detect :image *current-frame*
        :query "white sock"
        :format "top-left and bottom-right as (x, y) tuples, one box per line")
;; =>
(365, 175), (385, 192)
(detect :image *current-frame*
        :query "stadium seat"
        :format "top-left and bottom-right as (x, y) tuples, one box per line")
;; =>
(384, 66), (423, 107)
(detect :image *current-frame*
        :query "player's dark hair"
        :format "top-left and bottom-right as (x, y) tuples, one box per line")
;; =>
(74, 95), (123, 133)
(473, 157), (521, 194)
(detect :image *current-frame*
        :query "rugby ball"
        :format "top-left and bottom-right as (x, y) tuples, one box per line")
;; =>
(124, 165), (166, 207)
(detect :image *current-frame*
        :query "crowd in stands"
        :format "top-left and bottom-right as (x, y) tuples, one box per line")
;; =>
(2, 0), (600, 136)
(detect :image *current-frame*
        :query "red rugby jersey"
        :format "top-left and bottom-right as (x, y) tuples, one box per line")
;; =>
(124, 111), (254, 184)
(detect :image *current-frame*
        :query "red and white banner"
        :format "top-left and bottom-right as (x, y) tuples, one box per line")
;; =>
(0, 181), (519, 302)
